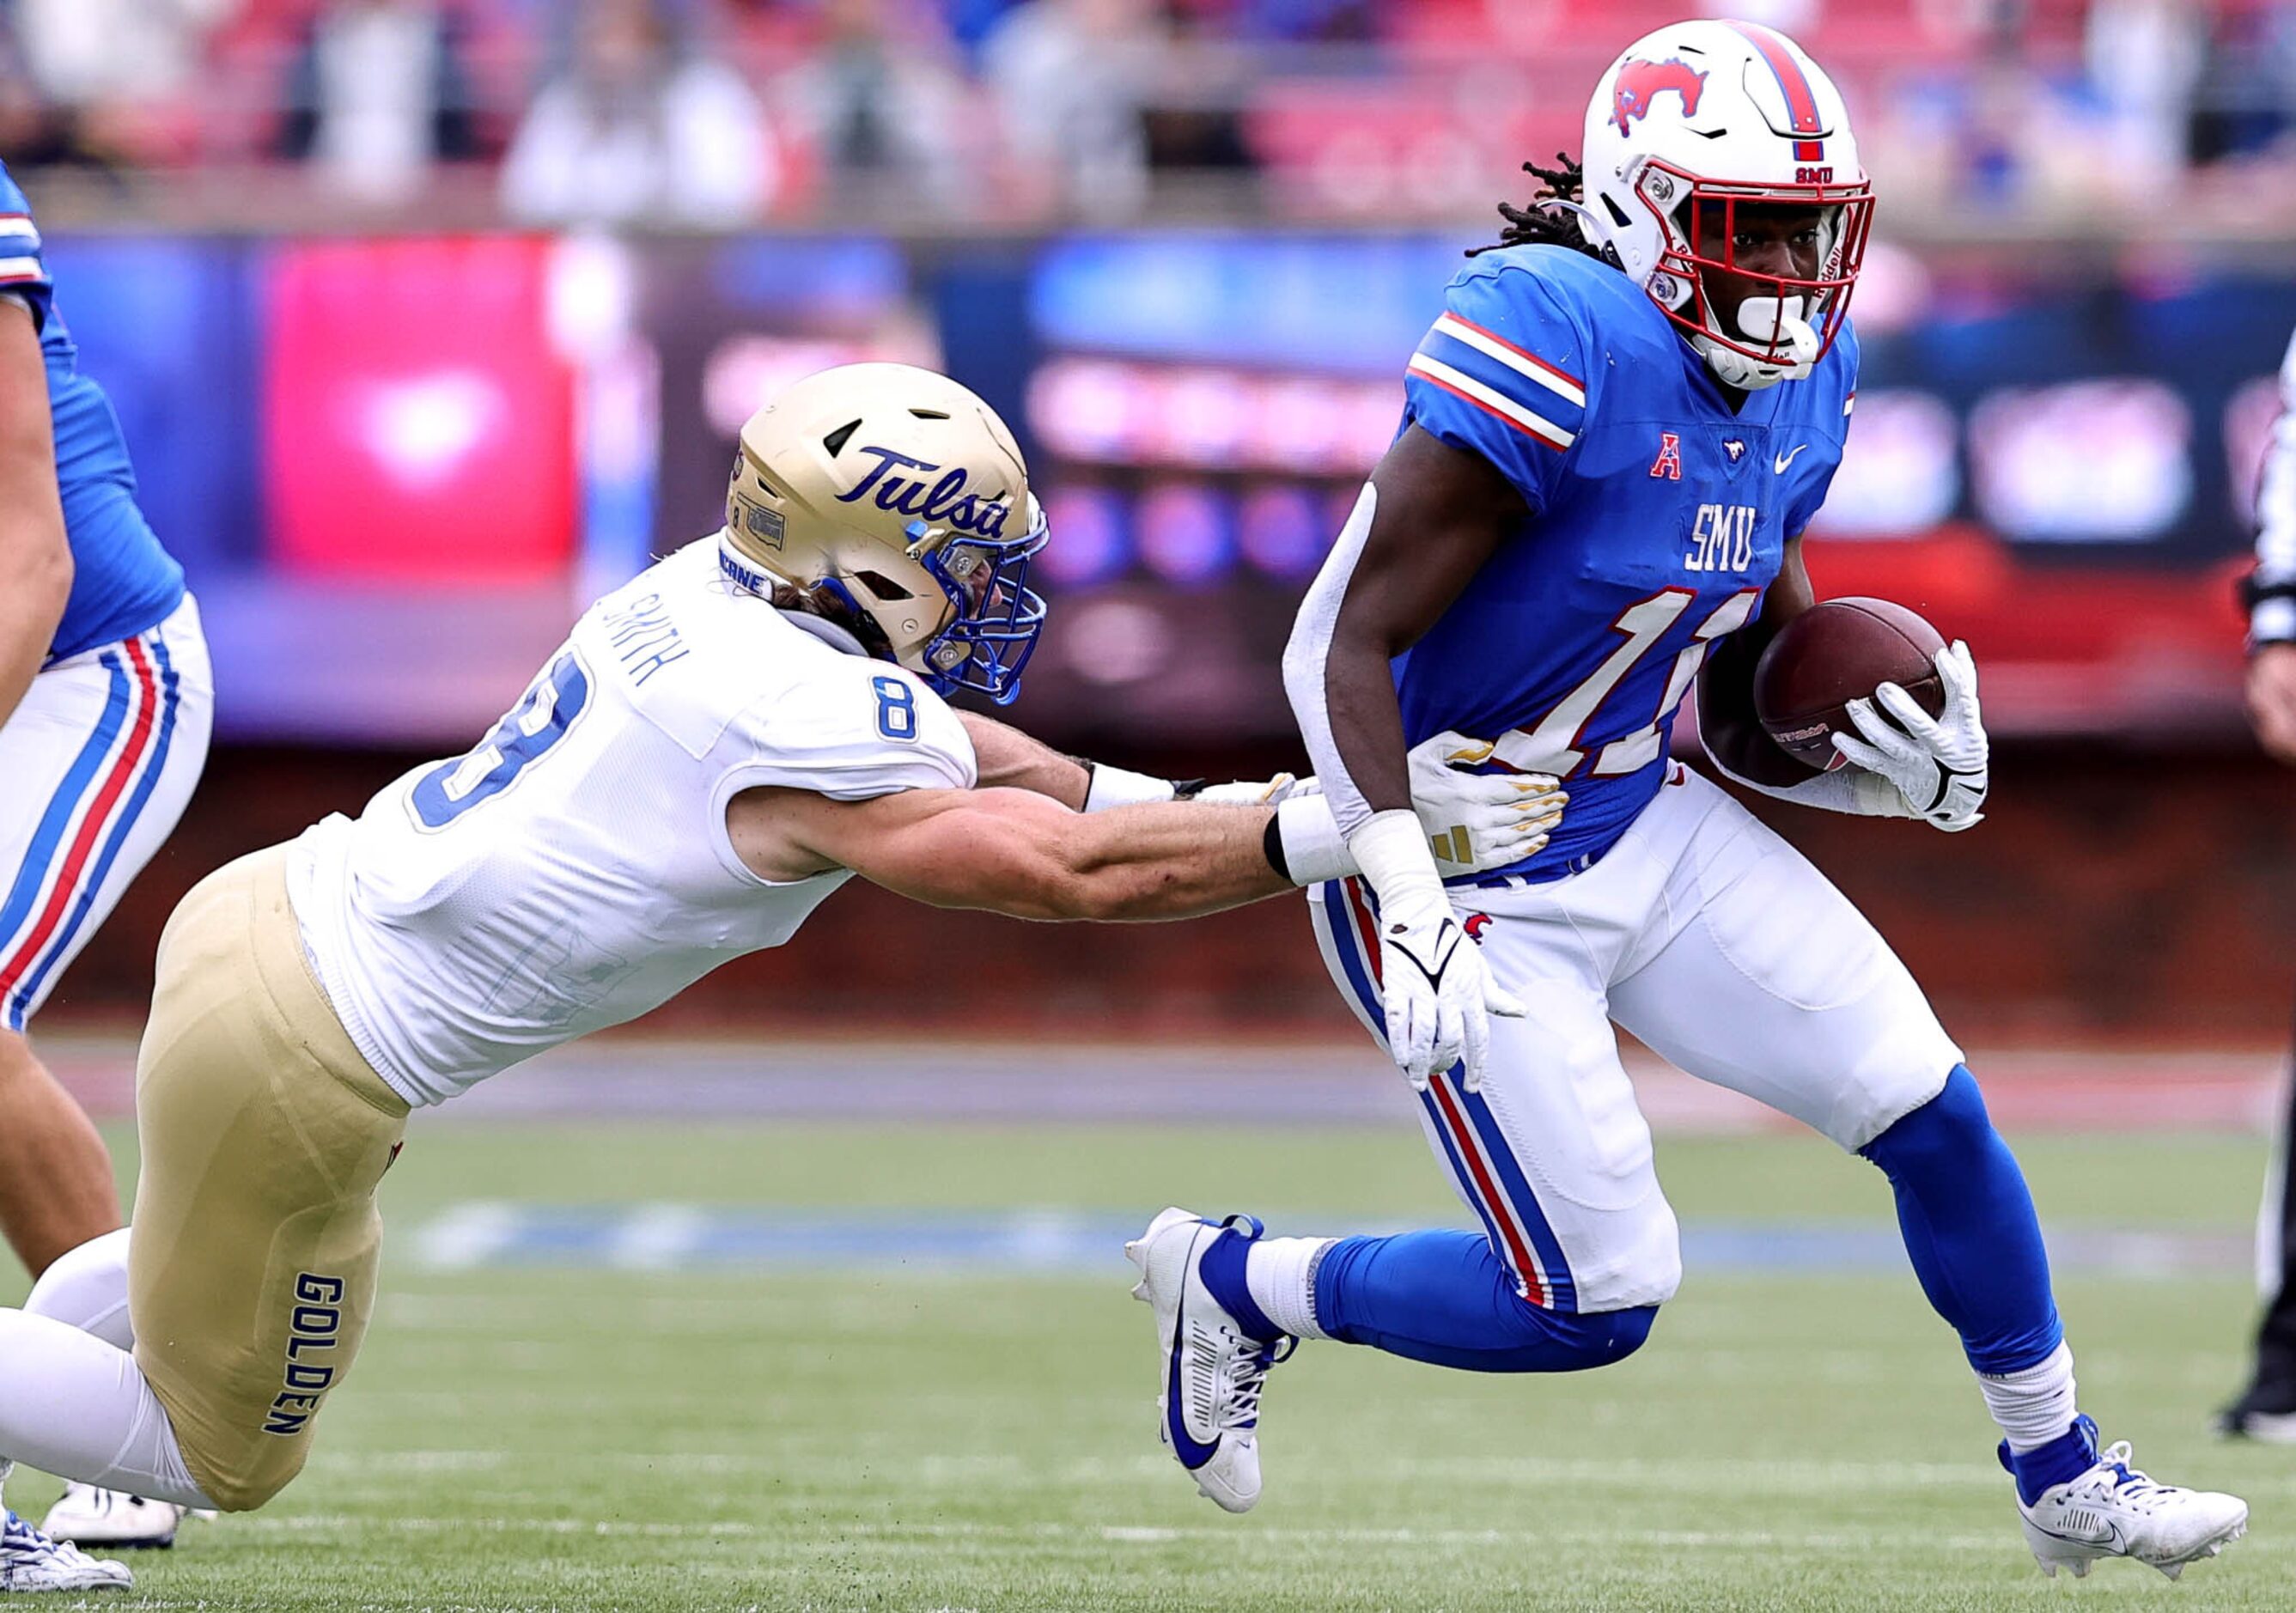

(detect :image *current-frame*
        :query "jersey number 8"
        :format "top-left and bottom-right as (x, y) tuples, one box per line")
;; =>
(872, 675), (918, 742)
(411, 651), (594, 830)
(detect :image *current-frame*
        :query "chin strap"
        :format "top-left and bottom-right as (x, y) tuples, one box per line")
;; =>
(1691, 295), (1820, 392)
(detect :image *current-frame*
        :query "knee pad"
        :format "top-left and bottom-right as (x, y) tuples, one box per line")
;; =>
(1477, 1301), (1660, 1374)
(25, 1228), (133, 1348)
(1862, 1064), (1991, 1177)
(191, 1450), (297, 1514)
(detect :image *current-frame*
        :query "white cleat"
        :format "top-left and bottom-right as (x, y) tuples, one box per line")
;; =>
(40, 1486), (187, 1550)
(0, 1509), (132, 1592)
(1125, 1206), (1291, 1515)
(2015, 1424), (2248, 1581)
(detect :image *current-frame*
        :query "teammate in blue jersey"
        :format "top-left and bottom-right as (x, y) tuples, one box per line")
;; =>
(0, 160), (212, 1587)
(1127, 19), (2250, 1582)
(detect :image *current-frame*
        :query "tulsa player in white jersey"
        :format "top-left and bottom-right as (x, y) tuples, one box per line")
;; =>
(0, 362), (1561, 1525)
(1127, 20), (2249, 1580)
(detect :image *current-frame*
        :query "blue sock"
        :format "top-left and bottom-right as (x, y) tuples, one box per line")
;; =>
(1312, 1229), (1656, 1373)
(1194, 1218), (1282, 1343)
(1859, 1065), (2063, 1376)
(1997, 1414), (2100, 1506)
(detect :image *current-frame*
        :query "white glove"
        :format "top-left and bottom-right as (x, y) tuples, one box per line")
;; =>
(1409, 732), (1564, 878)
(1349, 811), (1524, 1093)
(1191, 774), (1300, 806)
(1830, 641), (1988, 833)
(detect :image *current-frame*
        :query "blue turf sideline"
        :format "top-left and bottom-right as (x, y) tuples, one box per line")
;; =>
(409, 1203), (2246, 1277)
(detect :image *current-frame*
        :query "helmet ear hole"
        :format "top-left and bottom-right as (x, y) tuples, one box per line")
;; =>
(850, 569), (916, 602)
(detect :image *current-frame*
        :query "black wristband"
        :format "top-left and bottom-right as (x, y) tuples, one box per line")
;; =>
(1262, 813), (1292, 882)
(2238, 571), (2296, 612)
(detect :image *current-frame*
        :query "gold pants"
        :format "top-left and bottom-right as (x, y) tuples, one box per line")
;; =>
(129, 846), (408, 1512)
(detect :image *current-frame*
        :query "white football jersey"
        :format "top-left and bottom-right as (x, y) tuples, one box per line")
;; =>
(287, 538), (976, 1106)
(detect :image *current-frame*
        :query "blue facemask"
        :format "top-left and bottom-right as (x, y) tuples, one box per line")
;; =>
(907, 499), (1049, 705)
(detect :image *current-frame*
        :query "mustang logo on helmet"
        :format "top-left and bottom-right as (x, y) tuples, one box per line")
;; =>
(1611, 58), (1706, 136)
(836, 446), (1014, 539)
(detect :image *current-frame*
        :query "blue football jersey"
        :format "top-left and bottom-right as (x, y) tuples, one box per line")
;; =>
(1396, 244), (1856, 882)
(0, 161), (183, 663)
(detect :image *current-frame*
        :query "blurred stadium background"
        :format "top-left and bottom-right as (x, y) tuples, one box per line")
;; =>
(9, 0), (2296, 1605)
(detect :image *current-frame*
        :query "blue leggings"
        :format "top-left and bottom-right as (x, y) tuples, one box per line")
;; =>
(1314, 1066), (2059, 1378)
(1856, 1064), (2062, 1374)
(1313, 1229), (1657, 1372)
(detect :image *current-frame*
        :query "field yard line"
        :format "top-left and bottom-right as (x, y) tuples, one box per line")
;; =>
(606, 1202), (711, 1269)
(393, 1204), (2255, 1278)
(410, 1200), (524, 1270)
(222, 1513), (2292, 1557)
(301, 1447), (2296, 1498)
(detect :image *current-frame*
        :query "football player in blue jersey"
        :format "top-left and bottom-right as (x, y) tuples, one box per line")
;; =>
(0, 160), (214, 1586)
(1127, 19), (2250, 1581)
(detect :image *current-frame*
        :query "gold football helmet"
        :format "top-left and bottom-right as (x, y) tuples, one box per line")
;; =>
(719, 362), (1049, 703)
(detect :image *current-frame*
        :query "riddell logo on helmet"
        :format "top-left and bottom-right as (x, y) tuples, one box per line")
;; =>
(1611, 58), (1706, 135)
(835, 446), (1013, 538)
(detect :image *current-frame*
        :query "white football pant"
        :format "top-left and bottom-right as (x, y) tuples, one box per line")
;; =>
(1311, 763), (1961, 1314)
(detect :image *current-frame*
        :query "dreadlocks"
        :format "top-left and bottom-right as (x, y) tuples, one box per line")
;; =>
(1469, 154), (1607, 261)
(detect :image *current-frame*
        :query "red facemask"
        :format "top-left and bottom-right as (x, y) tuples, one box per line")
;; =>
(1633, 159), (1875, 369)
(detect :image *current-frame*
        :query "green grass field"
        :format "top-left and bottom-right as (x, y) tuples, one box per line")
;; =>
(4, 1118), (2289, 1611)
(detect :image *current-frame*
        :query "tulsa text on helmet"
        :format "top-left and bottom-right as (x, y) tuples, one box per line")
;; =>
(833, 446), (1013, 538)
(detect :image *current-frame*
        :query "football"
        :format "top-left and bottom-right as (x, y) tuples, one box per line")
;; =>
(1753, 598), (1947, 770)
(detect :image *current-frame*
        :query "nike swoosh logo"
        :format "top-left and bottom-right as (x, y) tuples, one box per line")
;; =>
(1922, 764), (1979, 814)
(2033, 1517), (2126, 1553)
(1164, 1241), (1221, 1471)
(1774, 444), (1809, 474)
(1388, 923), (1460, 989)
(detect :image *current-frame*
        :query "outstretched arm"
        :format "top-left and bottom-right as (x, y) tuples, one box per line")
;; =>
(728, 785), (1286, 922)
(956, 709), (1288, 812)
(726, 752), (1568, 922)
(956, 711), (1091, 807)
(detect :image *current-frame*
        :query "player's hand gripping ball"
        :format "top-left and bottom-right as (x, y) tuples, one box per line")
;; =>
(1755, 600), (1988, 832)
(1752, 598), (1946, 768)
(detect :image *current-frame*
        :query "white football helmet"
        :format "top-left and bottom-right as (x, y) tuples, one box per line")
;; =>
(1578, 18), (1873, 390)
(720, 362), (1048, 703)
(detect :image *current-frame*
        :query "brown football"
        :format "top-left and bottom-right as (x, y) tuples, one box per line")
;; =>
(1753, 597), (1947, 770)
